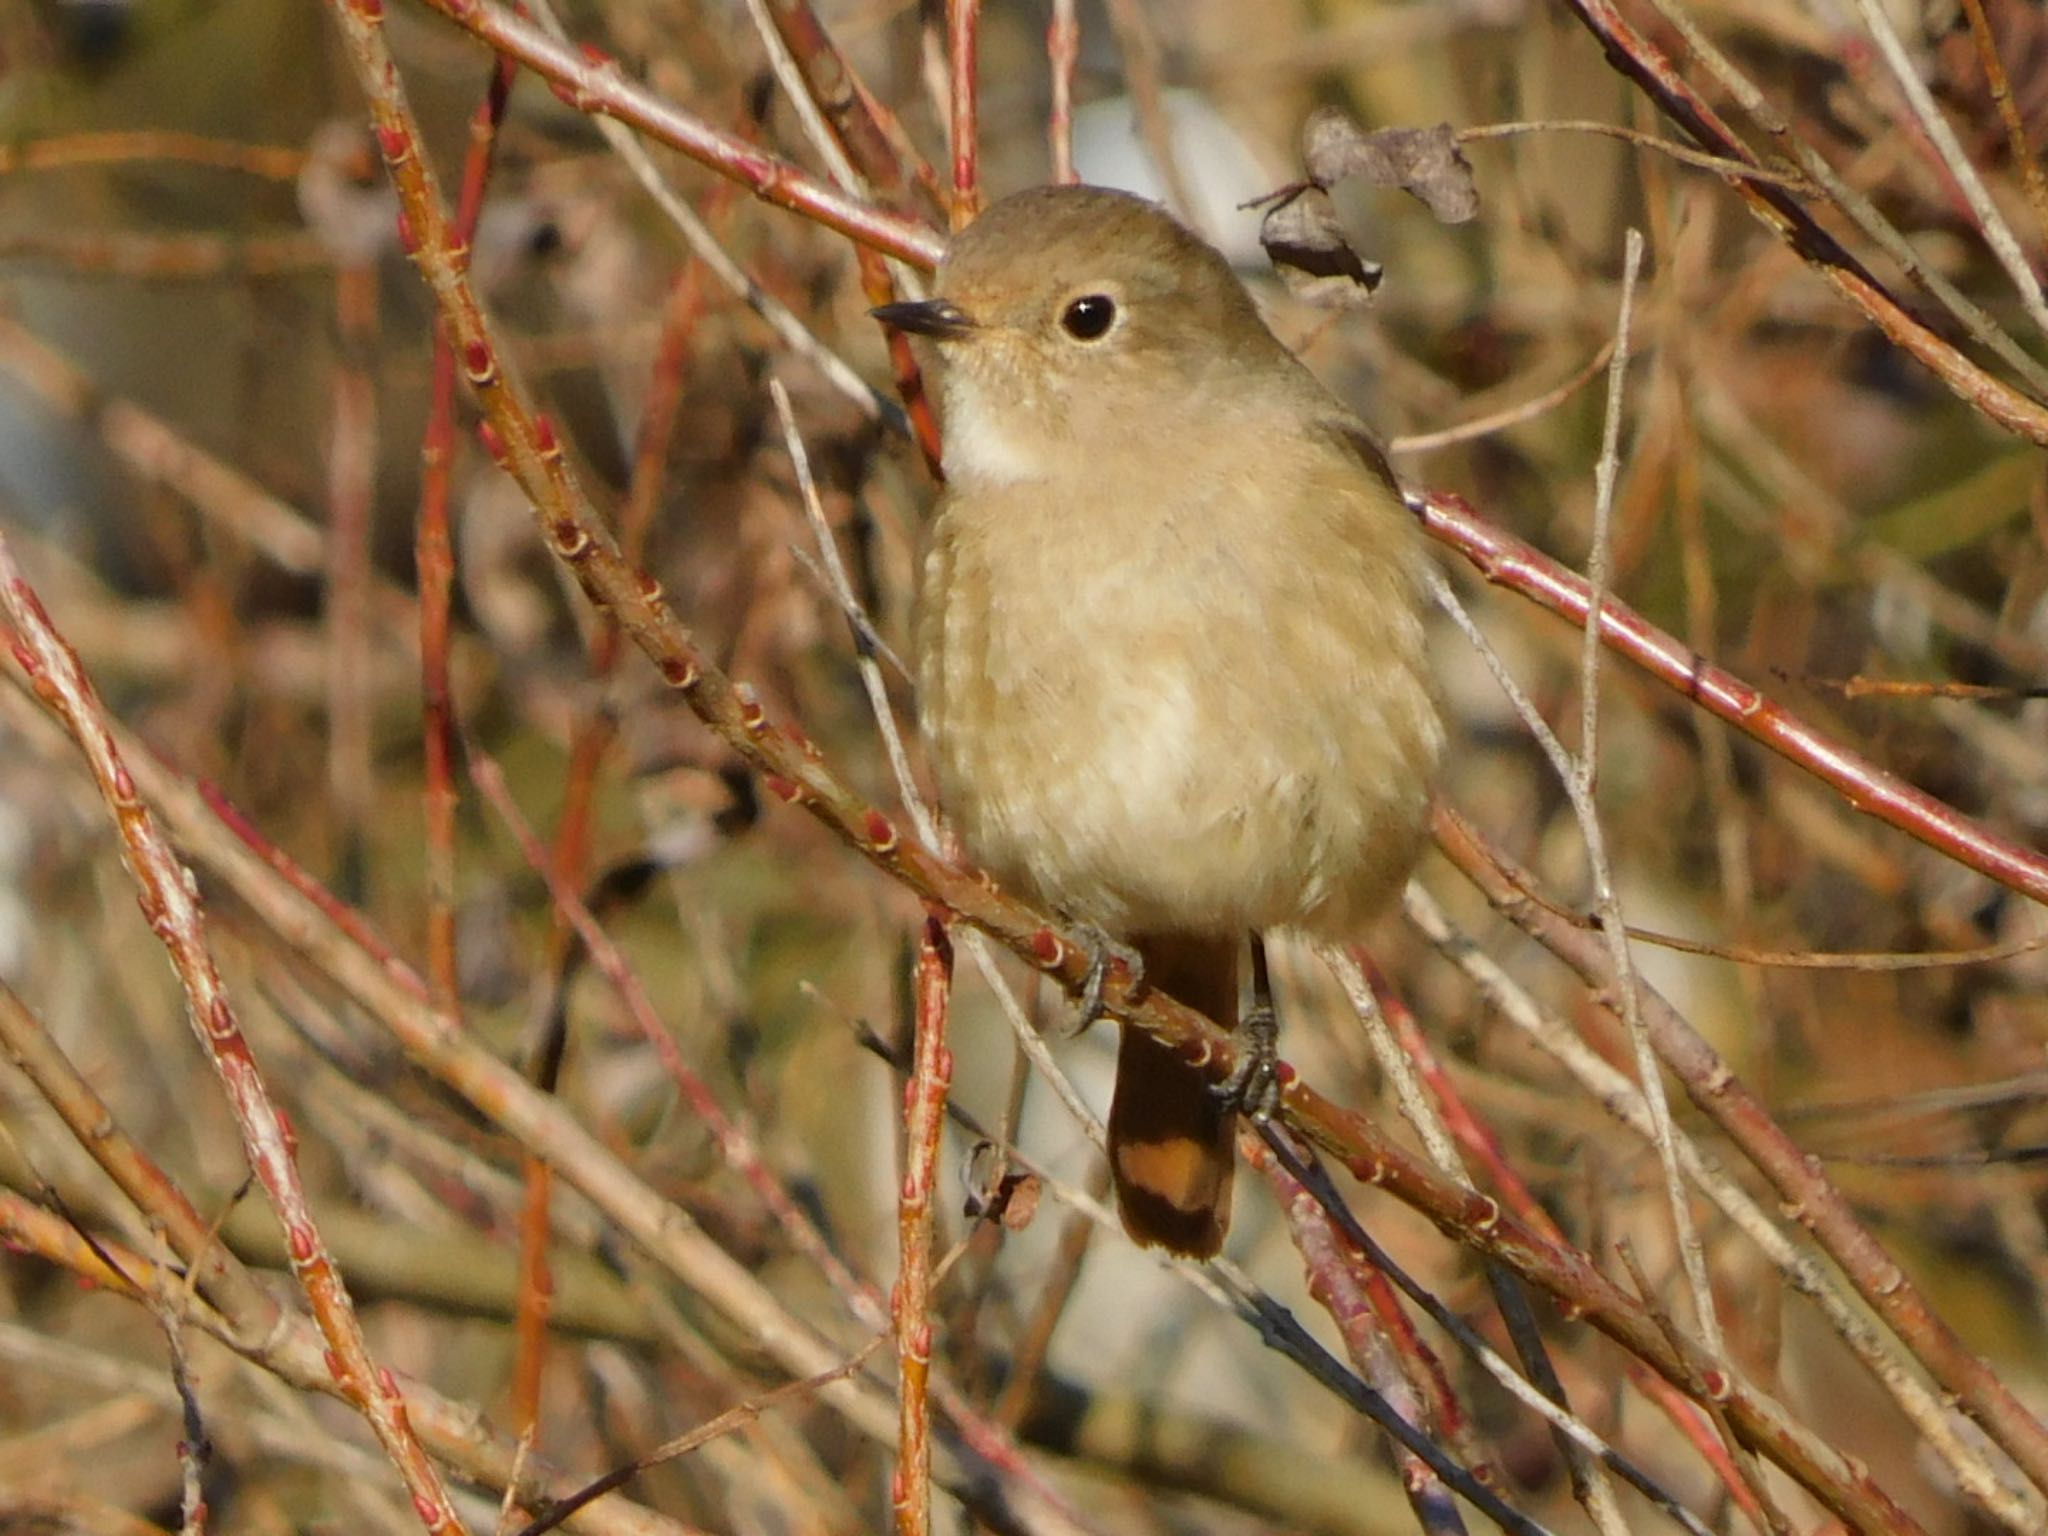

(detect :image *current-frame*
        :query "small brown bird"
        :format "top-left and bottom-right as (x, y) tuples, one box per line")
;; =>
(878, 185), (1442, 1257)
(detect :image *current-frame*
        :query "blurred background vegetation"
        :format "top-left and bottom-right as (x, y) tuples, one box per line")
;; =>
(2, 1), (2047, 1532)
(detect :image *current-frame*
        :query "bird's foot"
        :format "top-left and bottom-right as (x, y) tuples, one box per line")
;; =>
(1070, 925), (1144, 1036)
(1214, 1000), (1282, 1122)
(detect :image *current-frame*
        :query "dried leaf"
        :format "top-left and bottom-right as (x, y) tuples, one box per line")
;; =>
(1259, 187), (1383, 308)
(1301, 108), (1480, 225)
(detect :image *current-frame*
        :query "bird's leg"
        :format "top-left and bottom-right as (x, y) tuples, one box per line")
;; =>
(1070, 923), (1145, 1037)
(1215, 931), (1282, 1121)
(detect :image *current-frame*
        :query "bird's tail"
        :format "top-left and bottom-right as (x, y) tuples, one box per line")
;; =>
(1108, 933), (1238, 1258)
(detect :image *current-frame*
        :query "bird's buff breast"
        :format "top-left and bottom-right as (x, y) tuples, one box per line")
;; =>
(916, 476), (1440, 939)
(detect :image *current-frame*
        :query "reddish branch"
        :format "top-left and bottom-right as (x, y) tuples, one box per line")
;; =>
(946, 0), (982, 226)
(1046, 0), (1080, 185)
(763, 0), (931, 214)
(1365, 950), (1561, 1242)
(893, 915), (953, 1536)
(419, 53), (518, 1014)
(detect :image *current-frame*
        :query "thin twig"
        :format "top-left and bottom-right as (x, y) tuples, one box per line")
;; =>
(419, 53), (517, 1014)
(1047, 0), (1080, 186)
(1458, 119), (1815, 190)
(740, 0), (866, 195)
(323, 257), (378, 903)
(1576, 229), (1723, 1362)
(510, 1339), (888, 1536)
(1390, 336), (1616, 456)
(770, 380), (932, 844)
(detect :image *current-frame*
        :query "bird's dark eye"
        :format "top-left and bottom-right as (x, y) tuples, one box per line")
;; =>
(1059, 293), (1118, 341)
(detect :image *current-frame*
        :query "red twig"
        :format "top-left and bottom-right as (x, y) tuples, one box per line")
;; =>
(416, 362), (463, 1008)
(1628, 1362), (1776, 1533)
(1421, 490), (2048, 904)
(197, 777), (420, 986)
(1360, 948), (1563, 1244)
(894, 913), (953, 1536)
(0, 546), (462, 1532)
(865, 246), (946, 478)
(419, 54), (517, 1015)
(946, 0), (982, 226)
(1046, 0), (1079, 186)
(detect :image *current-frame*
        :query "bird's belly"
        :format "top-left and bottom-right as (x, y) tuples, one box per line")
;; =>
(921, 540), (1436, 938)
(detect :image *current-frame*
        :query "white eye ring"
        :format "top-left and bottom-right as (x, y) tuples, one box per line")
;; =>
(1059, 293), (1118, 341)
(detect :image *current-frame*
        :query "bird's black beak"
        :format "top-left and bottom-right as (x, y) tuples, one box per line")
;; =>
(870, 297), (976, 340)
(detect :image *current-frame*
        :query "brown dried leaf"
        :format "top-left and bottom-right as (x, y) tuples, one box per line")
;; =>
(1302, 108), (1480, 224)
(1259, 187), (1383, 308)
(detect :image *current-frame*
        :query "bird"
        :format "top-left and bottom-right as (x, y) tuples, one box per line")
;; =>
(875, 184), (1442, 1257)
